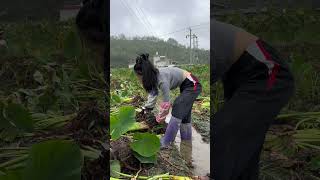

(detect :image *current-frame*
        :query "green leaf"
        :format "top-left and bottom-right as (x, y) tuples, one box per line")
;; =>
(110, 160), (121, 178)
(201, 102), (210, 109)
(0, 128), (19, 142)
(133, 152), (157, 164)
(0, 170), (23, 180)
(110, 106), (136, 140)
(0, 102), (9, 128)
(310, 155), (320, 171)
(4, 103), (33, 132)
(22, 140), (82, 180)
(33, 71), (44, 84)
(110, 178), (120, 180)
(112, 94), (121, 103)
(130, 133), (160, 157)
(127, 122), (146, 132)
(63, 30), (82, 59)
(37, 93), (57, 110)
(77, 63), (90, 79)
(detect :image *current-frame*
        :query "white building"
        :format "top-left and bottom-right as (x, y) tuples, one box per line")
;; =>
(128, 52), (176, 68)
(153, 52), (171, 67)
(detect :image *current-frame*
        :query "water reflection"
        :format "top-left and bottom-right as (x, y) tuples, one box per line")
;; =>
(175, 127), (210, 176)
(180, 140), (193, 167)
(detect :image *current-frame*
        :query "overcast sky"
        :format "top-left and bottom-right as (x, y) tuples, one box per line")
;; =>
(110, 0), (210, 50)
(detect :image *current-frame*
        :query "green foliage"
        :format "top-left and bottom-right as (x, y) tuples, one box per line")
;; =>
(0, 140), (82, 180)
(133, 152), (157, 164)
(216, 9), (320, 44)
(111, 65), (210, 103)
(110, 36), (209, 68)
(110, 160), (121, 178)
(309, 155), (320, 171)
(130, 133), (160, 158)
(22, 140), (82, 180)
(4, 103), (33, 132)
(0, 102), (34, 141)
(110, 106), (136, 140)
(0, 19), (107, 179)
(63, 29), (82, 59)
(0, 170), (23, 180)
(286, 55), (320, 111)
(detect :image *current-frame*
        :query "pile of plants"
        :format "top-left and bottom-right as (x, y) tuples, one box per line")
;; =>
(0, 21), (108, 179)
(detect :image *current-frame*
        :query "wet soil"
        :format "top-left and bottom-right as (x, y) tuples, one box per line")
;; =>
(192, 116), (210, 143)
(175, 127), (211, 176)
(110, 136), (193, 177)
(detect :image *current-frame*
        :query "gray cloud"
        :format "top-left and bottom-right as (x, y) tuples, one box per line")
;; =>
(111, 0), (210, 50)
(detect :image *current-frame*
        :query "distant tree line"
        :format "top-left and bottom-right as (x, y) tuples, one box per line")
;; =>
(110, 35), (209, 68)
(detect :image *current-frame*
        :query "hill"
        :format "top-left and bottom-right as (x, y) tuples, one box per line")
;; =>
(110, 35), (210, 68)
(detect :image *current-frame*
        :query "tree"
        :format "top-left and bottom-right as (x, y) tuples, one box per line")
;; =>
(110, 36), (209, 67)
(167, 38), (179, 46)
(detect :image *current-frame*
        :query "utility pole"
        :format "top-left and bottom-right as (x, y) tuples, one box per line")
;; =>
(186, 28), (192, 64)
(192, 34), (198, 63)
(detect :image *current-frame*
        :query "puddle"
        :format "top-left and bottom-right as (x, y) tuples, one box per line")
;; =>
(175, 127), (210, 176)
(165, 113), (210, 176)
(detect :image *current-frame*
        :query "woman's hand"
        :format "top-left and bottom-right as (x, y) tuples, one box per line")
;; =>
(156, 102), (171, 123)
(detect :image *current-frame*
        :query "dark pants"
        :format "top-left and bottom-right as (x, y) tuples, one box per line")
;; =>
(172, 75), (202, 123)
(212, 40), (295, 180)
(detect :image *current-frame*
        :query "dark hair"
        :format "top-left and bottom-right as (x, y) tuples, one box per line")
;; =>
(134, 54), (159, 94)
(76, 0), (106, 43)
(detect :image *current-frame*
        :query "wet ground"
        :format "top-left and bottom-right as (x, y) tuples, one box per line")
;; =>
(165, 112), (211, 176)
(175, 127), (210, 176)
(114, 96), (211, 177)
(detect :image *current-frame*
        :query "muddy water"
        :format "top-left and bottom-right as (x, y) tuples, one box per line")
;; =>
(175, 127), (210, 176)
(165, 113), (210, 176)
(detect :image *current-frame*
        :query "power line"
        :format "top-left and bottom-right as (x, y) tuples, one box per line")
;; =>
(134, 1), (157, 37)
(190, 22), (210, 27)
(128, 0), (156, 37)
(140, 9), (156, 36)
(192, 26), (209, 30)
(119, 0), (150, 36)
(158, 28), (188, 37)
(116, 0), (140, 36)
(124, 0), (153, 36)
(158, 22), (209, 37)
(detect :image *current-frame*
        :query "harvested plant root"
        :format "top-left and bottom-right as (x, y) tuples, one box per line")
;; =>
(131, 95), (144, 107)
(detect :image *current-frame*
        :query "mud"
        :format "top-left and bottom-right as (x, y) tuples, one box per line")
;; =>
(192, 115), (210, 143)
(110, 136), (193, 177)
(175, 127), (211, 176)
